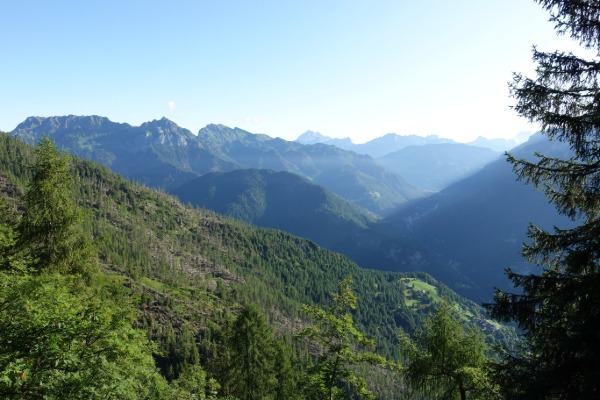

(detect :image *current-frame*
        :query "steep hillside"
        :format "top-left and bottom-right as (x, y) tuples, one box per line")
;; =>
(0, 132), (515, 397)
(373, 134), (575, 302)
(171, 168), (377, 250)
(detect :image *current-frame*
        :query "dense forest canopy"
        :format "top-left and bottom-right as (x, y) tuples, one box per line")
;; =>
(0, 133), (511, 398)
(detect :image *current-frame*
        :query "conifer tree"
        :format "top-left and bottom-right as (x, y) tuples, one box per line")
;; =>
(487, 1), (600, 398)
(16, 137), (95, 278)
(272, 342), (298, 400)
(227, 304), (276, 400)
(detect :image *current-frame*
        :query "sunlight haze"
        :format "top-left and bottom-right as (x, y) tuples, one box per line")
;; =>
(1, 0), (587, 143)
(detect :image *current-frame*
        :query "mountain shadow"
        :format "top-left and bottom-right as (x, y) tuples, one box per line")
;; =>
(366, 134), (575, 302)
(377, 143), (501, 191)
(171, 168), (378, 250)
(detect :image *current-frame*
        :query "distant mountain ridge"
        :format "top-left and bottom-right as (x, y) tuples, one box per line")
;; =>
(11, 115), (423, 214)
(295, 130), (331, 145)
(360, 134), (576, 301)
(296, 130), (532, 157)
(12, 115), (206, 188)
(296, 131), (457, 157)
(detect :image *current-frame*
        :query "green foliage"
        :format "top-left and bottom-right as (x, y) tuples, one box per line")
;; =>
(272, 341), (299, 400)
(0, 272), (170, 400)
(171, 168), (376, 251)
(297, 277), (395, 400)
(226, 304), (276, 400)
(0, 198), (18, 270)
(0, 132), (515, 397)
(486, 0), (600, 398)
(0, 137), (169, 399)
(171, 364), (220, 400)
(400, 303), (497, 400)
(15, 136), (95, 279)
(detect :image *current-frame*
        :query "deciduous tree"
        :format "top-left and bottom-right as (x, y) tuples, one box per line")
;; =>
(0, 273), (170, 399)
(400, 303), (495, 400)
(297, 277), (391, 400)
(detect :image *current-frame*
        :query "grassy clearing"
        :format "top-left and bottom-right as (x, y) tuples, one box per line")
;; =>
(402, 277), (440, 307)
(403, 278), (479, 320)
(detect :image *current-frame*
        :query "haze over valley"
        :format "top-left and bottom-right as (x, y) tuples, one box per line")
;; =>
(9, 114), (561, 303)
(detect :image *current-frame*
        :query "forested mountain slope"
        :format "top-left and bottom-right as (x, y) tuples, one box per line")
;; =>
(171, 168), (377, 250)
(0, 132), (514, 398)
(11, 116), (423, 214)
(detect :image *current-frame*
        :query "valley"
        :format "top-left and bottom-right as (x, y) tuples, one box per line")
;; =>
(0, 131), (517, 398)
(9, 115), (568, 303)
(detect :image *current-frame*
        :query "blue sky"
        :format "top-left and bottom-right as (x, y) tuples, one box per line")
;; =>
(1, 0), (588, 143)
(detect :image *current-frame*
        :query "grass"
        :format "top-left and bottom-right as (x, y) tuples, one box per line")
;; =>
(403, 277), (440, 307)
(402, 278), (487, 324)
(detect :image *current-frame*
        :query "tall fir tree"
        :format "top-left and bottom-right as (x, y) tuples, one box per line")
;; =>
(16, 137), (95, 279)
(227, 304), (276, 400)
(486, 1), (600, 398)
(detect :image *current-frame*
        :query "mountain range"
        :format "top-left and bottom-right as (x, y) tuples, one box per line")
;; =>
(0, 132), (517, 397)
(190, 130), (572, 302)
(9, 115), (563, 303)
(296, 130), (529, 156)
(357, 134), (574, 301)
(376, 143), (501, 191)
(296, 130), (457, 157)
(12, 116), (421, 215)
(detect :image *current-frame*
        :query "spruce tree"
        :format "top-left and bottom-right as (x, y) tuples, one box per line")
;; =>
(16, 137), (95, 279)
(227, 304), (276, 400)
(486, 1), (600, 398)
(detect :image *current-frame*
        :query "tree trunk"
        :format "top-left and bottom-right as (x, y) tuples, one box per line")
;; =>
(459, 383), (466, 400)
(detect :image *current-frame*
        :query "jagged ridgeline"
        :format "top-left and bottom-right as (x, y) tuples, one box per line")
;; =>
(0, 133), (515, 397)
(10, 116), (424, 215)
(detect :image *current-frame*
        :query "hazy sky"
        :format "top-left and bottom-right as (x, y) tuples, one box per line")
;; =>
(0, 0), (589, 143)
